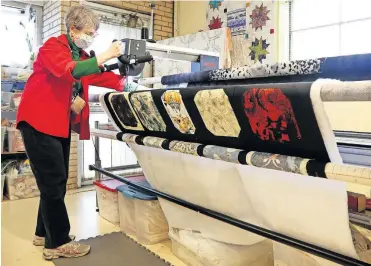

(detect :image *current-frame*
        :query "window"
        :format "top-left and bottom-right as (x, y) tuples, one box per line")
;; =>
(1, 3), (42, 68)
(290, 0), (371, 60)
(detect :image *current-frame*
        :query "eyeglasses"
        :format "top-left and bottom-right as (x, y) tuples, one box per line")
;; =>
(85, 31), (98, 38)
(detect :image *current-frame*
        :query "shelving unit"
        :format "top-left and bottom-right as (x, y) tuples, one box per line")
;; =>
(1, 152), (27, 160)
(1, 110), (17, 121)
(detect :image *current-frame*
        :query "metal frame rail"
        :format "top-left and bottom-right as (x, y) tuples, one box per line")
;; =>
(92, 122), (141, 211)
(89, 164), (370, 266)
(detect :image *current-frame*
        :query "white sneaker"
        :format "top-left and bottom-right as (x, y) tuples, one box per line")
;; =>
(43, 241), (91, 260)
(33, 235), (76, 246)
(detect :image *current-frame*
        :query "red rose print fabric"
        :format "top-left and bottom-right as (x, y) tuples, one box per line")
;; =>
(243, 88), (301, 143)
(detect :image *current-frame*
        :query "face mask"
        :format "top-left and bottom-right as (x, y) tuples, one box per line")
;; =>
(74, 34), (94, 49)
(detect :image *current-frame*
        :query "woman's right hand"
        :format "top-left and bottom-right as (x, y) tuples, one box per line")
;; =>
(106, 41), (123, 59)
(96, 41), (123, 66)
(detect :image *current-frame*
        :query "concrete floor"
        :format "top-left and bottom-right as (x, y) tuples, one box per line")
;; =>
(1, 190), (186, 266)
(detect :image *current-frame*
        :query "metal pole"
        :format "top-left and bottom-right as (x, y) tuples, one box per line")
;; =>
(103, 164), (140, 172)
(94, 121), (101, 212)
(88, 164), (369, 266)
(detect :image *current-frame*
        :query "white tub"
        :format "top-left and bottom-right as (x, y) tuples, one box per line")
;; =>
(117, 180), (169, 245)
(169, 228), (274, 266)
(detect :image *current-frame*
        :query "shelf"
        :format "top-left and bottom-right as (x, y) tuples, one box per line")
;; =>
(1, 80), (27, 83)
(1, 110), (17, 120)
(2, 151), (26, 155)
(2, 151), (27, 160)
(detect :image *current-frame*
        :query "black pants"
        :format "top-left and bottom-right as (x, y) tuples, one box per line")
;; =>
(19, 122), (72, 248)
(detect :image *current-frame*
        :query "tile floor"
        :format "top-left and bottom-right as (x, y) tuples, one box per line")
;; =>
(1, 190), (186, 266)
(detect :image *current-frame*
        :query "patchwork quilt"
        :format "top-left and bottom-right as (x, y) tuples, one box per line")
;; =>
(99, 79), (371, 259)
(101, 80), (342, 163)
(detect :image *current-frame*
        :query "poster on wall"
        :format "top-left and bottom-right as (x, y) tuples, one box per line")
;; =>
(227, 8), (246, 36)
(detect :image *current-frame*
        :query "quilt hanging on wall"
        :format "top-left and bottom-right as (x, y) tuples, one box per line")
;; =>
(206, 0), (277, 67)
(154, 27), (232, 89)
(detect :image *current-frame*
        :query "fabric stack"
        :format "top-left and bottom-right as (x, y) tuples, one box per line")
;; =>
(2, 159), (39, 201)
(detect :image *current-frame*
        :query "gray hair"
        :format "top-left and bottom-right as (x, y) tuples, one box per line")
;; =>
(65, 6), (100, 33)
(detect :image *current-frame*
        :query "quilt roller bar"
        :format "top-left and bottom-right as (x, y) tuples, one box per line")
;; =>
(89, 165), (370, 266)
(88, 80), (371, 103)
(320, 81), (371, 102)
(90, 129), (371, 187)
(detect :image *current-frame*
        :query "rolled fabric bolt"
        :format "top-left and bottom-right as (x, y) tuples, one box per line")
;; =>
(320, 173), (371, 186)
(161, 70), (212, 85)
(348, 192), (367, 213)
(349, 212), (371, 223)
(349, 218), (371, 230)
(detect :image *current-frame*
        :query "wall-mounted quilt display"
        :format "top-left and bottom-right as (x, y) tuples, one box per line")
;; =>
(154, 28), (232, 89)
(206, 0), (277, 67)
(244, 1), (277, 67)
(101, 79), (346, 163)
(207, 0), (227, 30)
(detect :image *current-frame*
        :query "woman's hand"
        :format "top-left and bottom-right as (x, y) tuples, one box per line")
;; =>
(96, 41), (123, 65)
(106, 41), (123, 59)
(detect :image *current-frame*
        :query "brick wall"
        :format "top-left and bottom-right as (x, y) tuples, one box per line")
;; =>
(95, 1), (174, 40)
(43, 0), (174, 42)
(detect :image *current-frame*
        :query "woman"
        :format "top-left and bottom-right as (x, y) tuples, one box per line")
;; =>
(16, 6), (124, 260)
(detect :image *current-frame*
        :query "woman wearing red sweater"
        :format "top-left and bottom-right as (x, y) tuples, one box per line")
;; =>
(16, 6), (124, 260)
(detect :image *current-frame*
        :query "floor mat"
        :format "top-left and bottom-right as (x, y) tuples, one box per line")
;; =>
(53, 232), (171, 266)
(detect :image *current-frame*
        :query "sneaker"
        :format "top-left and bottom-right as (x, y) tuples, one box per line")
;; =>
(43, 241), (91, 260)
(33, 235), (76, 246)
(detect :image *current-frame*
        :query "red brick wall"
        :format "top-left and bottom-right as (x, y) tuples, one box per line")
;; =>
(96, 1), (174, 40)
(43, 1), (174, 42)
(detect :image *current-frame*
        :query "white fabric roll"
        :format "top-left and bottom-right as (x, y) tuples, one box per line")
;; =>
(129, 143), (358, 258)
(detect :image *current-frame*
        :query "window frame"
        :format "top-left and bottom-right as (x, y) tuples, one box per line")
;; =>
(288, 0), (371, 60)
(1, 1), (43, 47)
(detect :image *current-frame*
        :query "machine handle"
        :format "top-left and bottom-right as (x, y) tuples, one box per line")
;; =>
(100, 63), (119, 72)
(119, 57), (130, 64)
(136, 54), (153, 64)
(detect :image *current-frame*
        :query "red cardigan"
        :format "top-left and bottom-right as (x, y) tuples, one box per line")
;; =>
(16, 34), (124, 140)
